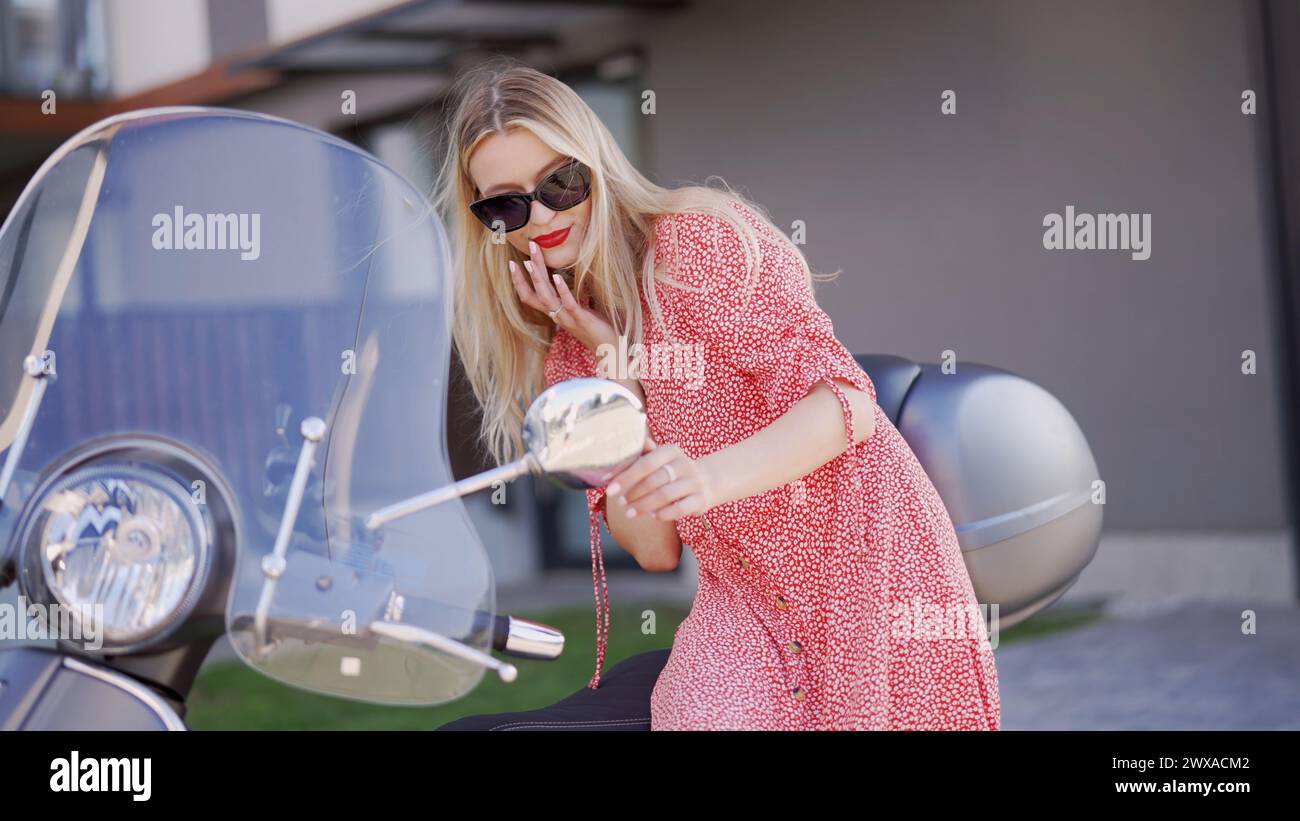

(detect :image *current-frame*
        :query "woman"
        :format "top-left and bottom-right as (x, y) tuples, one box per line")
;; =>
(432, 59), (1001, 730)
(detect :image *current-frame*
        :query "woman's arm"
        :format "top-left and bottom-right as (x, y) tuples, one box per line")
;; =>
(605, 203), (881, 522)
(517, 246), (682, 571)
(590, 382), (686, 572)
(542, 351), (678, 570)
(604, 473), (683, 571)
(608, 377), (875, 521)
(696, 378), (873, 510)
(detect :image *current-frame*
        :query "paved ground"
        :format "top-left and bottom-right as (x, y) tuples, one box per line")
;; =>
(996, 597), (1300, 730)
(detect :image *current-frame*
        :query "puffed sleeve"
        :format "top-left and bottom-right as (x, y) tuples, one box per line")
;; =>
(655, 201), (877, 453)
(541, 327), (612, 689)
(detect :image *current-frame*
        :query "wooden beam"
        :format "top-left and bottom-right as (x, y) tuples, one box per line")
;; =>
(0, 63), (281, 137)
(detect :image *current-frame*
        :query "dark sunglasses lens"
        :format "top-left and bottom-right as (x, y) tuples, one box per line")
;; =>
(473, 196), (529, 231)
(538, 162), (591, 211)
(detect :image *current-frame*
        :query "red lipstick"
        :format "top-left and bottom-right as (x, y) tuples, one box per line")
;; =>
(534, 226), (571, 248)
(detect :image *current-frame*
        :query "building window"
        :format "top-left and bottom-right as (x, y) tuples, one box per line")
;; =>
(0, 0), (109, 98)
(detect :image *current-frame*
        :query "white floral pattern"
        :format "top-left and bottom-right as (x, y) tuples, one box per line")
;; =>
(542, 200), (1001, 730)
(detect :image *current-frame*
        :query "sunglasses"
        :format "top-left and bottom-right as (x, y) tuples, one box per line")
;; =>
(469, 158), (592, 233)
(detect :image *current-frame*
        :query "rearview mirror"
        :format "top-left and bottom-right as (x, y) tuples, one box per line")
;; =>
(364, 378), (646, 529)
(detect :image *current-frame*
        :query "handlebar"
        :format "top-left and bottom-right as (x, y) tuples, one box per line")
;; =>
(490, 615), (565, 660)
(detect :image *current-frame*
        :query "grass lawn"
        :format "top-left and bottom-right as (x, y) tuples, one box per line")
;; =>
(186, 600), (1103, 730)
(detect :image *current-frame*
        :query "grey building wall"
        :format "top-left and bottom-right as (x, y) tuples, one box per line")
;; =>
(636, 0), (1286, 531)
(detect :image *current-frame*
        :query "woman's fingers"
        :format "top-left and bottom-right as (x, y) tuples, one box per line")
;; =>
(607, 444), (677, 498)
(603, 436), (707, 519)
(524, 259), (551, 303)
(508, 260), (542, 311)
(629, 477), (696, 519)
(551, 273), (582, 322)
(624, 456), (692, 511)
(611, 446), (689, 509)
(512, 239), (568, 321)
(553, 273), (620, 351)
(524, 240), (559, 308)
(653, 493), (709, 521)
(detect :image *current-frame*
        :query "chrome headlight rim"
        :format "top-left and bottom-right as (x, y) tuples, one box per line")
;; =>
(16, 451), (216, 655)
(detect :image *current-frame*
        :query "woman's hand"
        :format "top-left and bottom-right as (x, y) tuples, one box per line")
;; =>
(510, 239), (617, 354)
(606, 432), (718, 521)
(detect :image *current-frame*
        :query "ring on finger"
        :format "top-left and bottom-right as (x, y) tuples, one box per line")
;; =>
(547, 306), (562, 322)
(661, 462), (677, 484)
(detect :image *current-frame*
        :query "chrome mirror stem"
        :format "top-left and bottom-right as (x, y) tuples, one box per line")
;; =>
(363, 378), (645, 531)
(363, 454), (537, 530)
(253, 416), (327, 654)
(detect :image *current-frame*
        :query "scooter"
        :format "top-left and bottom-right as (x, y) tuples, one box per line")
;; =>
(0, 108), (1102, 730)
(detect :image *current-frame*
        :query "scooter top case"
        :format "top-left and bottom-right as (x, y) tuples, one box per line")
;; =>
(852, 353), (1102, 628)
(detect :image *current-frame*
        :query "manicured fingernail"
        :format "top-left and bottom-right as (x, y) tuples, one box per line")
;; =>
(607, 482), (620, 495)
(529, 240), (538, 253)
(626, 507), (637, 518)
(509, 261), (517, 273)
(524, 260), (533, 274)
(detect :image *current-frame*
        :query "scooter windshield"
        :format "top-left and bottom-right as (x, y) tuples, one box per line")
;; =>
(0, 108), (495, 705)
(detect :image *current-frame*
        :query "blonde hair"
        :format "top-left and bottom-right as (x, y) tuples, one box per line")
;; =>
(431, 57), (836, 465)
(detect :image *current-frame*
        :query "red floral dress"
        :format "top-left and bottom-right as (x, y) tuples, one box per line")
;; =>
(541, 200), (1001, 730)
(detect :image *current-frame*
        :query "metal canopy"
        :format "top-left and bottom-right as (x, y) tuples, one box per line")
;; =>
(235, 0), (687, 76)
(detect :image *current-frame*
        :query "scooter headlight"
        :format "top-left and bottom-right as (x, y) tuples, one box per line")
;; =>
(19, 462), (211, 650)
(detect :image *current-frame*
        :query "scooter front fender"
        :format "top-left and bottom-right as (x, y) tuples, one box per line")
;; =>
(0, 647), (185, 730)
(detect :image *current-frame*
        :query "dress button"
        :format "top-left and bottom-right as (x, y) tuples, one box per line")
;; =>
(786, 639), (803, 654)
(791, 687), (807, 701)
(775, 595), (789, 611)
(737, 555), (751, 569)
